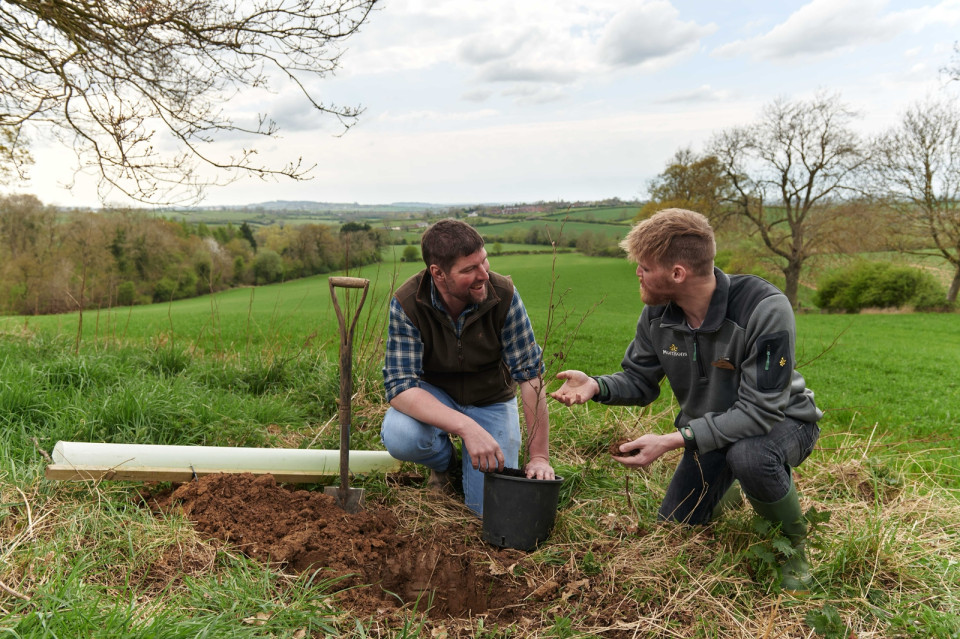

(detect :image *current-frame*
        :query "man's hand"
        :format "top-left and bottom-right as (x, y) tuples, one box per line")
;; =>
(611, 432), (684, 468)
(523, 455), (555, 480)
(550, 370), (599, 406)
(460, 423), (505, 472)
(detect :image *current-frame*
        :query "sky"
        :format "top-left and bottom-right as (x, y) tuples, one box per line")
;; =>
(17, 0), (960, 209)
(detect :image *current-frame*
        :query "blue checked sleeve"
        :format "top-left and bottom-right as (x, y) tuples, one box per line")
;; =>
(500, 289), (544, 382)
(382, 296), (423, 401)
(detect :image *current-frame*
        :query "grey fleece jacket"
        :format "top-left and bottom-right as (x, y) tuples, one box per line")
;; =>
(595, 268), (822, 454)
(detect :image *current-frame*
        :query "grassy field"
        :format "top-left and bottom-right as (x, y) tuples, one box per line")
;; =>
(474, 220), (628, 242)
(384, 243), (562, 262)
(166, 203), (448, 228)
(1, 251), (959, 637)
(540, 206), (639, 223)
(8, 252), (953, 450)
(389, 220), (629, 247)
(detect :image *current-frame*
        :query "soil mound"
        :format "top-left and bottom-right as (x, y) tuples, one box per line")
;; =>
(147, 472), (534, 620)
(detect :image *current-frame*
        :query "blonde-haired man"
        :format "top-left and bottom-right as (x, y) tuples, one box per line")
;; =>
(552, 208), (821, 592)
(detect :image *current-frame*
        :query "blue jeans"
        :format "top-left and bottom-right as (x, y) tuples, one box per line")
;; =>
(380, 382), (521, 517)
(659, 419), (820, 525)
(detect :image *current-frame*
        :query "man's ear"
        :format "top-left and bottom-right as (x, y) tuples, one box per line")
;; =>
(429, 264), (444, 280)
(671, 264), (688, 283)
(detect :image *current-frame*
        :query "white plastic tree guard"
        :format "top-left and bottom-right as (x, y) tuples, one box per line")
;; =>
(45, 441), (401, 483)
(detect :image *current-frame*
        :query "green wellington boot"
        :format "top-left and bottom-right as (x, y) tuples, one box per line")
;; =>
(711, 480), (744, 521)
(747, 480), (813, 593)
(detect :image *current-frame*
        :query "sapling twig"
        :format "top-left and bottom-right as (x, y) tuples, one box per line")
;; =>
(521, 221), (604, 470)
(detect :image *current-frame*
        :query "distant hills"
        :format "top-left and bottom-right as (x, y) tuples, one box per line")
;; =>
(157, 198), (640, 226)
(171, 200), (469, 213)
(158, 200), (470, 226)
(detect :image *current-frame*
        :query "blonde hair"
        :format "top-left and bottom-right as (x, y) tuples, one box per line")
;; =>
(620, 208), (715, 276)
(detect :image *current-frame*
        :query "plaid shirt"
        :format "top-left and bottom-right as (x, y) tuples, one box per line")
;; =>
(383, 278), (544, 402)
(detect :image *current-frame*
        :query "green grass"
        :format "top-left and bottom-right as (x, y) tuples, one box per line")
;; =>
(386, 209), (639, 248)
(4, 252), (956, 467)
(1, 251), (959, 637)
(540, 205), (640, 223)
(475, 219), (628, 241)
(485, 242), (562, 254)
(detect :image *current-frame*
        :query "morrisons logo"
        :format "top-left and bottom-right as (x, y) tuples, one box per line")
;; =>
(663, 344), (688, 357)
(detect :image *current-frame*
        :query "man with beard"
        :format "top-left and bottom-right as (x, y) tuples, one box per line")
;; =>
(381, 219), (555, 516)
(550, 208), (821, 592)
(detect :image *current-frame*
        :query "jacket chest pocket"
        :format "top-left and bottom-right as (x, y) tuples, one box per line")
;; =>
(755, 331), (791, 392)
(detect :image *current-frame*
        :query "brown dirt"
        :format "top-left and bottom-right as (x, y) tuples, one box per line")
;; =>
(144, 472), (540, 623)
(609, 438), (639, 457)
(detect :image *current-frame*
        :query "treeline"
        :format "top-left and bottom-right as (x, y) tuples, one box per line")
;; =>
(0, 195), (387, 315)
(638, 93), (960, 307)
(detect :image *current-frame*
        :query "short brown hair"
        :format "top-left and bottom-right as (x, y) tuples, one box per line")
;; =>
(620, 208), (715, 276)
(421, 219), (485, 273)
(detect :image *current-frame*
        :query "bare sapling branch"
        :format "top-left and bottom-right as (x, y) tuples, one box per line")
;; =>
(0, 0), (378, 204)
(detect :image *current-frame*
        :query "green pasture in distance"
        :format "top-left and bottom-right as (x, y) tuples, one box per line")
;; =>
(378, 212), (635, 246)
(391, 232), (423, 245)
(3, 254), (621, 354)
(473, 219), (628, 241)
(382, 243), (560, 260)
(253, 216), (343, 227)
(793, 312), (959, 441)
(167, 206), (434, 228)
(4, 260), (423, 352)
(3, 251), (957, 468)
(464, 216), (516, 225)
(162, 209), (339, 227)
(540, 206), (639, 222)
(388, 243), (563, 256)
(484, 242), (561, 254)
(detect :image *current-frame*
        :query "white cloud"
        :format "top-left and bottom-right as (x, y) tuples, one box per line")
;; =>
(17, 1), (960, 209)
(500, 84), (568, 105)
(476, 60), (580, 85)
(712, 0), (906, 61)
(598, 2), (716, 68)
(656, 85), (736, 104)
(461, 88), (495, 103)
(342, 0), (715, 103)
(375, 109), (500, 124)
(458, 30), (532, 65)
(907, 0), (960, 29)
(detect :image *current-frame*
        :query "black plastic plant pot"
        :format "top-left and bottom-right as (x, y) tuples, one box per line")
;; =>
(482, 469), (564, 551)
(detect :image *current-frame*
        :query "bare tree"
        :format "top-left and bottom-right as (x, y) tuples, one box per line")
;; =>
(872, 98), (960, 303)
(0, 0), (376, 204)
(709, 93), (869, 308)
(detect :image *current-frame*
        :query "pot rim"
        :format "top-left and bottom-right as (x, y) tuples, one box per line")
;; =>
(486, 470), (564, 484)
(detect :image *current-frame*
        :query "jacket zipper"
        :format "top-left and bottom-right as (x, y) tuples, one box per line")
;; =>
(693, 334), (706, 379)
